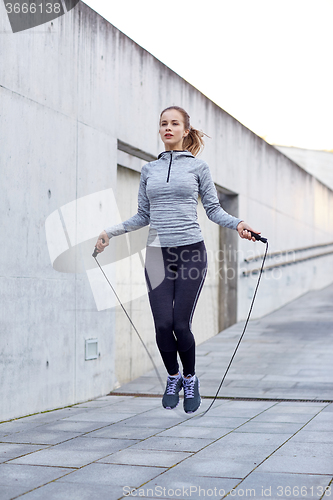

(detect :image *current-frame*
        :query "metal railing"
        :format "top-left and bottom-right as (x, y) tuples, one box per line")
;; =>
(242, 241), (333, 276)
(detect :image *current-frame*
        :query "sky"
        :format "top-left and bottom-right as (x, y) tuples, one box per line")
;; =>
(83, 0), (333, 151)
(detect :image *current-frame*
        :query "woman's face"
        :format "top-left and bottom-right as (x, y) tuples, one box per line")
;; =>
(159, 109), (189, 150)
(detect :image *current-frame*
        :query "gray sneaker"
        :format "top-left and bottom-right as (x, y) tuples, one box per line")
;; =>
(162, 374), (183, 409)
(183, 374), (201, 413)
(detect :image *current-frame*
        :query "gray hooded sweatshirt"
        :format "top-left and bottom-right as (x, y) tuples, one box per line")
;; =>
(105, 150), (243, 247)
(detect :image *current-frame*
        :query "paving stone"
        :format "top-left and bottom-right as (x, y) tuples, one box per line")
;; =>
(138, 473), (240, 500)
(72, 399), (158, 414)
(128, 435), (214, 452)
(157, 426), (233, 440)
(210, 431), (290, 447)
(17, 481), (126, 500)
(261, 404), (326, 413)
(97, 448), (192, 467)
(289, 430), (333, 443)
(71, 398), (127, 409)
(301, 419), (333, 432)
(95, 395), (130, 403)
(168, 455), (256, 478)
(257, 455), (333, 475)
(0, 443), (48, 464)
(202, 403), (274, 418)
(197, 442), (279, 462)
(138, 406), (194, 420)
(234, 421), (304, 434)
(61, 411), (135, 423)
(83, 424), (160, 440)
(248, 412), (319, 424)
(0, 420), (51, 435)
(231, 471), (332, 499)
(57, 462), (167, 487)
(0, 463), (71, 487)
(13, 408), (87, 424)
(178, 415), (250, 428)
(0, 484), (33, 500)
(273, 441), (333, 458)
(8, 437), (139, 468)
(97, 404), (157, 414)
(321, 403), (333, 412)
(37, 420), (112, 433)
(221, 401), (277, 410)
(308, 411), (333, 422)
(0, 429), (82, 445)
(114, 415), (186, 428)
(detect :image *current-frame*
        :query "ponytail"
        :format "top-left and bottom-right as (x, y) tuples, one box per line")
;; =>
(183, 126), (208, 156)
(159, 106), (210, 156)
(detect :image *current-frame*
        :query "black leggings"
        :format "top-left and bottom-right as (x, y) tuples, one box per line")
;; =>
(144, 239), (208, 377)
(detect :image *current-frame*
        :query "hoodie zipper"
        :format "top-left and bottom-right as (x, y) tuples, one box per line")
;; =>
(166, 152), (173, 183)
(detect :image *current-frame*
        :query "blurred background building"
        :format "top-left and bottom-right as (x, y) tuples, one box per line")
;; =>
(273, 146), (333, 191)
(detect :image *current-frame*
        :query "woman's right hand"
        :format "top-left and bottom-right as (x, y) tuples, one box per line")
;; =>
(95, 230), (110, 253)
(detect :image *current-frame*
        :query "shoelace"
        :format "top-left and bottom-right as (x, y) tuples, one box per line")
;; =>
(166, 376), (181, 395)
(183, 377), (195, 398)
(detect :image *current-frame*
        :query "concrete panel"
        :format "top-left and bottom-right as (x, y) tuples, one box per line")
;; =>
(274, 145), (333, 191)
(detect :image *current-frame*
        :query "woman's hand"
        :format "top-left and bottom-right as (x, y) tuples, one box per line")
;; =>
(236, 221), (261, 242)
(95, 230), (110, 253)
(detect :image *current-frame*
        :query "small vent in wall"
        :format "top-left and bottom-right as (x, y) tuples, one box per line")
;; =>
(85, 339), (98, 360)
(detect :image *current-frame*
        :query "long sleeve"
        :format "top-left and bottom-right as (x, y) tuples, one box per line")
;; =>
(198, 162), (243, 230)
(104, 165), (150, 239)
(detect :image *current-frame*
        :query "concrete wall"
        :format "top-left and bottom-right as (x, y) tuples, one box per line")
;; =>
(1, 2), (333, 419)
(273, 145), (333, 191)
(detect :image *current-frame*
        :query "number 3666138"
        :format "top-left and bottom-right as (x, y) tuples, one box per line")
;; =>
(5, 3), (62, 14)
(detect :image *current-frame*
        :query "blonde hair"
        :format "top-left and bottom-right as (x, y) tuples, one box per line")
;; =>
(159, 106), (210, 156)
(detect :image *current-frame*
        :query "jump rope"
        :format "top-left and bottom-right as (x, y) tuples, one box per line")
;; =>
(93, 230), (268, 416)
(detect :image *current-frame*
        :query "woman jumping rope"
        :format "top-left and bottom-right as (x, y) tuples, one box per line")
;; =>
(95, 106), (261, 414)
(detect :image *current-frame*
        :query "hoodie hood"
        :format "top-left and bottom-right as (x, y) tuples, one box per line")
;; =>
(157, 150), (195, 160)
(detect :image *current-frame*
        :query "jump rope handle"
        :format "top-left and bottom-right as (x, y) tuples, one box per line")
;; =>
(249, 230), (267, 244)
(92, 238), (105, 258)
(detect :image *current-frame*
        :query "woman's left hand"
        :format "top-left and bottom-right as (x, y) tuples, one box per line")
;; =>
(236, 221), (261, 242)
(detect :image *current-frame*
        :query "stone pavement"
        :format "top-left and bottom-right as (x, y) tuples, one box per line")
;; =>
(1, 284), (332, 500)
(113, 282), (333, 402)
